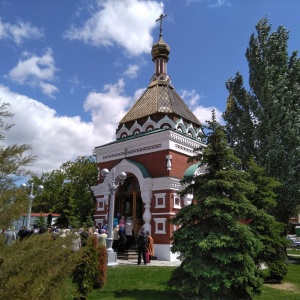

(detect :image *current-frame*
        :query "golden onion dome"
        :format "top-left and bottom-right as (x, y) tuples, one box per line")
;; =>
(151, 35), (171, 62)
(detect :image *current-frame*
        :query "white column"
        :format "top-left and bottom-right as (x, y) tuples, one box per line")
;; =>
(141, 190), (152, 234)
(166, 155), (172, 170)
(184, 194), (193, 206)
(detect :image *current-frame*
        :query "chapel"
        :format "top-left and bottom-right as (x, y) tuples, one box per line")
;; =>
(91, 15), (206, 261)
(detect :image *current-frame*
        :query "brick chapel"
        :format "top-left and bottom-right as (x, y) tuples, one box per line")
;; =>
(91, 18), (206, 261)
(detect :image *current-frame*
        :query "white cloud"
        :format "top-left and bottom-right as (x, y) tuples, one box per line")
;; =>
(7, 48), (59, 98)
(193, 105), (223, 125)
(64, 0), (164, 56)
(186, 0), (231, 7)
(180, 89), (223, 124)
(0, 82), (130, 175)
(0, 18), (43, 45)
(39, 82), (59, 98)
(123, 64), (140, 78)
(84, 79), (132, 129)
(209, 0), (231, 8)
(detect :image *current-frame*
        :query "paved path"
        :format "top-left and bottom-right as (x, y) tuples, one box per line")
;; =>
(116, 259), (181, 267)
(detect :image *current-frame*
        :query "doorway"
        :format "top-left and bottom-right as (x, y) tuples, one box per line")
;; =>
(115, 176), (143, 235)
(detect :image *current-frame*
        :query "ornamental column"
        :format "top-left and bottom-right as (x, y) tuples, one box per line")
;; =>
(141, 190), (152, 234)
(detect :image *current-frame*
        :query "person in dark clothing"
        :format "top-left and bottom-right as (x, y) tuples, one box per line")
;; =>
(137, 227), (148, 265)
(18, 226), (30, 240)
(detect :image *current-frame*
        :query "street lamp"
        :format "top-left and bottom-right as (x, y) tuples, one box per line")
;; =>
(21, 183), (44, 230)
(101, 168), (126, 266)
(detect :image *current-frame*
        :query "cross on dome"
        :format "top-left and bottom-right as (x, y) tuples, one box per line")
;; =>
(156, 13), (167, 37)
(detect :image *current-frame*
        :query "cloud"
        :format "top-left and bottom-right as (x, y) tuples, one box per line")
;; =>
(0, 18), (43, 45)
(84, 79), (132, 128)
(208, 0), (231, 8)
(0, 82), (131, 175)
(123, 64), (140, 78)
(180, 89), (223, 124)
(64, 0), (164, 56)
(186, 0), (231, 7)
(39, 82), (59, 98)
(6, 48), (59, 98)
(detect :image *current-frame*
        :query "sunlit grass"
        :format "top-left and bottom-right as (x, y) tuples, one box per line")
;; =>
(64, 261), (300, 300)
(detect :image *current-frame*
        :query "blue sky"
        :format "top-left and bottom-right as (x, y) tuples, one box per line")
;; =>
(0, 0), (299, 174)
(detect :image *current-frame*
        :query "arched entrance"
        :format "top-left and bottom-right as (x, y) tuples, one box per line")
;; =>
(115, 175), (143, 236)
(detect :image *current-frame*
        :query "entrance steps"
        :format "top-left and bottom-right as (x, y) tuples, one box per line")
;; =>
(117, 244), (157, 261)
(117, 244), (138, 260)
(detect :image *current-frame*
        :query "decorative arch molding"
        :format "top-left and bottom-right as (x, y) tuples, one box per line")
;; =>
(156, 115), (176, 130)
(175, 118), (187, 134)
(186, 124), (196, 137)
(196, 127), (204, 136)
(141, 116), (156, 132)
(129, 120), (142, 136)
(113, 159), (152, 189)
(117, 124), (129, 139)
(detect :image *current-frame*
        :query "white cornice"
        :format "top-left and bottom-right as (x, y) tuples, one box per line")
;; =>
(95, 130), (205, 163)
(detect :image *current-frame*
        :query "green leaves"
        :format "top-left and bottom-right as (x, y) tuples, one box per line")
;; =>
(224, 17), (300, 225)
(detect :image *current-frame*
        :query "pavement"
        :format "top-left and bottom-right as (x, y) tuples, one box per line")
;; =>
(116, 259), (181, 267)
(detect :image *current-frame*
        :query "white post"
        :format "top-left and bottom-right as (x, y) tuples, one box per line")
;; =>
(101, 168), (126, 266)
(23, 183), (44, 230)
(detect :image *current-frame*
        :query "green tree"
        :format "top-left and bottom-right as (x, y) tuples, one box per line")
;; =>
(0, 102), (36, 228)
(247, 158), (287, 282)
(223, 18), (300, 226)
(54, 184), (77, 228)
(168, 111), (263, 300)
(61, 156), (98, 225)
(32, 156), (98, 227)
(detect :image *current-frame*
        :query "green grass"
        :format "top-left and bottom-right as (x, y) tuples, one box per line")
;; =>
(287, 248), (300, 256)
(88, 266), (181, 300)
(253, 263), (300, 300)
(65, 258), (300, 300)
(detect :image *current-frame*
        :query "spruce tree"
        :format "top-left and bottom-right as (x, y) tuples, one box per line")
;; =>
(168, 111), (263, 300)
(246, 158), (287, 282)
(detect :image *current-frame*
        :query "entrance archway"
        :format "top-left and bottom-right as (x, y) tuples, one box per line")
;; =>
(115, 175), (143, 235)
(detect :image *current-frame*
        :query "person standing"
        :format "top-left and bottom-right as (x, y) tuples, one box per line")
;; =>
(137, 227), (148, 265)
(146, 231), (154, 263)
(98, 229), (107, 247)
(125, 216), (134, 249)
(113, 224), (119, 252)
(4, 228), (16, 245)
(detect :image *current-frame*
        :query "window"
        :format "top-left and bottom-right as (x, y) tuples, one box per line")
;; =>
(154, 193), (166, 208)
(154, 218), (166, 234)
(173, 193), (181, 209)
(97, 199), (105, 211)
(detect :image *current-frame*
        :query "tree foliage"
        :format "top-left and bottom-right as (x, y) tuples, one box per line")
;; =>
(223, 18), (300, 225)
(246, 158), (287, 281)
(31, 156), (98, 228)
(168, 111), (263, 300)
(0, 233), (79, 300)
(0, 101), (36, 228)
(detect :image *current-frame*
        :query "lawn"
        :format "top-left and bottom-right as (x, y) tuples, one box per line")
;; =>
(65, 253), (300, 300)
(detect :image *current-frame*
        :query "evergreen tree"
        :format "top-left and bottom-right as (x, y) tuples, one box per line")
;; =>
(223, 18), (300, 226)
(168, 111), (263, 300)
(247, 158), (287, 282)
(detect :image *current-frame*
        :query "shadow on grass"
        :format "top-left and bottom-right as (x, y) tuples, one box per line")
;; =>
(113, 288), (181, 300)
(287, 255), (300, 265)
